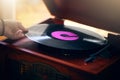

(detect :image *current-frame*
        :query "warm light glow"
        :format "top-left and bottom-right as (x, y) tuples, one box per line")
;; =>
(16, 0), (53, 28)
(2, 0), (16, 5)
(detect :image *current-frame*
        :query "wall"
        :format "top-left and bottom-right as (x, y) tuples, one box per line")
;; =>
(0, 0), (16, 20)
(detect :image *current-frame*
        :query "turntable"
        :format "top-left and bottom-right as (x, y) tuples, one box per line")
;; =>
(25, 23), (108, 56)
(0, 0), (120, 80)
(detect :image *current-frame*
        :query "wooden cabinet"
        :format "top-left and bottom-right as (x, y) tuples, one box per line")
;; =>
(0, 30), (120, 80)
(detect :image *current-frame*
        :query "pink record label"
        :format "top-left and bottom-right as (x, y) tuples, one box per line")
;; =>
(51, 31), (79, 41)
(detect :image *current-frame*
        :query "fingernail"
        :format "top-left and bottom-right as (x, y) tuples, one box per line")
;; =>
(16, 30), (22, 34)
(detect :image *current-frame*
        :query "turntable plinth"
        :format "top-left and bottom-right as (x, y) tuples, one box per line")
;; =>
(0, 34), (120, 80)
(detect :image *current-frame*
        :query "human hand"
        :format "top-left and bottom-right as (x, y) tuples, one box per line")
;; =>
(1, 20), (28, 39)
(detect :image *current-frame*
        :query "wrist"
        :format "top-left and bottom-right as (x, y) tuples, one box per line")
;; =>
(0, 19), (5, 36)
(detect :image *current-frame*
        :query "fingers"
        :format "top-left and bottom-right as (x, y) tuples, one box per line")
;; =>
(13, 22), (28, 39)
(14, 29), (25, 39)
(17, 22), (28, 34)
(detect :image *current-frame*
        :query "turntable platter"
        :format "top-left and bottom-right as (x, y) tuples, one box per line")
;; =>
(25, 24), (108, 55)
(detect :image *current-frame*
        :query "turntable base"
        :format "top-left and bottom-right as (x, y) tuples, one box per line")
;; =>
(0, 36), (120, 80)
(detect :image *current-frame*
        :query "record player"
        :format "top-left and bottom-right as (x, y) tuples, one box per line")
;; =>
(0, 0), (120, 80)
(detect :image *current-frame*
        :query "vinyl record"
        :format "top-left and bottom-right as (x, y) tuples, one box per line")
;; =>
(25, 24), (108, 55)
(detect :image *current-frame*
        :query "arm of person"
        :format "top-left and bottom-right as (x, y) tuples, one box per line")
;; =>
(0, 19), (28, 39)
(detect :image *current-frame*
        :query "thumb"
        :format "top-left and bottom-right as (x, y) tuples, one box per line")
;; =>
(14, 29), (25, 39)
(17, 22), (28, 33)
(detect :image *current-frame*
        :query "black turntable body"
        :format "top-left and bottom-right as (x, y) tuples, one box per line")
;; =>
(0, 0), (120, 80)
